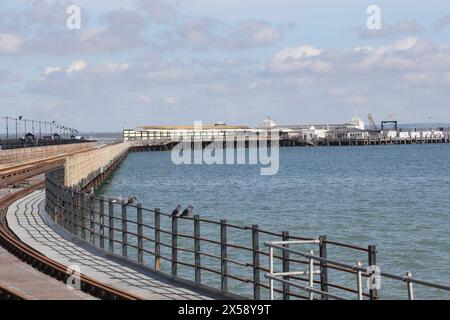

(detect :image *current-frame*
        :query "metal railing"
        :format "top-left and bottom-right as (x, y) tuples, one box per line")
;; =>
(0, 116), (78, 141)
(44, 168), (448, 300)
(265, 241), (450, 300)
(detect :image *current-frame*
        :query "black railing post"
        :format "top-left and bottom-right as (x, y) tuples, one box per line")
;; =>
(63, 189), (68, 230)
(122, 202), (128, 257)
(154, 208), (161, 270)
(220, 219), (228, 291)
(319, 235), (329, 300)
(68, 190), (74, 233)
(72, 191), (78, 235)
(252, 224), (260, 300)
(282, 231), (290, 300)
(89, 197), (95, 244)
(81, 193), (86, 240)
(194, 215), (201, 283)
(368, 245), (379, 300)
(137, 204), (144, 264)
(172, 215), (178, 276)
(108, 199), (114, 253)
(99, 197), (105, 249)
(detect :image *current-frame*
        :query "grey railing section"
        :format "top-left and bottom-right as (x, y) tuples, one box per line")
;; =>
(45, 169), (435, 300)
(265, 241), (450, 300)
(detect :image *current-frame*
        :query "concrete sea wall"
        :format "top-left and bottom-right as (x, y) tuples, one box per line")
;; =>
(64, 142), (131, 188)
(0, 142), (97, 165)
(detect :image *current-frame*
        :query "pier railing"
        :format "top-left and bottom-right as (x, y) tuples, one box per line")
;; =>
(265, 241), (450, 300)
(44, 169), (449, 300)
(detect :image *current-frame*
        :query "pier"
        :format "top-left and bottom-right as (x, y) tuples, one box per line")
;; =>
(123, 123), (450, 151)
(1, 139), (450, 300)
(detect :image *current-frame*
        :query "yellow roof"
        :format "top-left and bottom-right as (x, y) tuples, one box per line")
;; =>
(136, 125), (251, 130)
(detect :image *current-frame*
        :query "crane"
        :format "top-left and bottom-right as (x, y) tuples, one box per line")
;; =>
(367, 113), (377, 130)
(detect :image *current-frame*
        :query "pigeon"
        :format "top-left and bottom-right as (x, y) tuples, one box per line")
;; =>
(171, 204), (181, 217)
(126, 196), (137, 204)
(180, 205), (193, 217)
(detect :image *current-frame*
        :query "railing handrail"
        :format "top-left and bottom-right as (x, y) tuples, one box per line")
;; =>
(47, 170), (447, 300)
(264, 240), (450, 300)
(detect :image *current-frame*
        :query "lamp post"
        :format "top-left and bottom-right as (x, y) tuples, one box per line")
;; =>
(5, 117), (9, 140)
(15, 117), (18, 140)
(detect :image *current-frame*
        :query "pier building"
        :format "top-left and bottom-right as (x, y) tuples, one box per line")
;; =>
(123, 116), (448, 146)
(123, 124), (254, 141)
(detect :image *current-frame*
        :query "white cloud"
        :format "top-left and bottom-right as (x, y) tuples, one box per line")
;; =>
(67, 60), (87, 73)
(44, 66), (62, 75)
(40, 60), (87, 79)
(266, 45), (331, 74)
(0, 33), (23, 53)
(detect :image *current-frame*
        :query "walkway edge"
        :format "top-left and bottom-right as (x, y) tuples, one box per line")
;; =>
(38, 198), (246, 301)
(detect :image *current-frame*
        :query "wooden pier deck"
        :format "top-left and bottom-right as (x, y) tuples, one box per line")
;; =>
(128, 134), (450, 151)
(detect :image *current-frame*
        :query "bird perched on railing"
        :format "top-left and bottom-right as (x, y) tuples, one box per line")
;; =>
(126, 196), (137, 204)
(171, 204), (181, 217)
(180, 205), (193, 217)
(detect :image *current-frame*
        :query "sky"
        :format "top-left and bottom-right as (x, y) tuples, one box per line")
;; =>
(1, 0), (450, 131)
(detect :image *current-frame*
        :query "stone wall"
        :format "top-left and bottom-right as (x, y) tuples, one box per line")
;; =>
(64, 142), (131, 188)
(0, 142), (97, 165)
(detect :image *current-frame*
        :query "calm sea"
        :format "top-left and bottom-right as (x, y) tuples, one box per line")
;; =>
(97, 144), (450, 299)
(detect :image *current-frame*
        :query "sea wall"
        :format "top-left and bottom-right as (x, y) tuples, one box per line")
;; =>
(64, 142), (131, 188)
(0, 142), (97, 165)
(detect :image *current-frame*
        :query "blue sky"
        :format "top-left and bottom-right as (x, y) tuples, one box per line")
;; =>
(1, 0), (450, 131)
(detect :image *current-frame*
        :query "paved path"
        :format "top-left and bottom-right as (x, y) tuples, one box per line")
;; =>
(6, 191), (213, 300)
(0, 246), (96, 300)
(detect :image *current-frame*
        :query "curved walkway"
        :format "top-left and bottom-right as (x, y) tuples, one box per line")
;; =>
(0, 246), (96, 300)
(6, 191), (213, 300)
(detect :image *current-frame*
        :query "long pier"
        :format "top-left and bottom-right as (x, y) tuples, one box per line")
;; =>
(1, 140), (450, 300)
(128, 134), (450, 152)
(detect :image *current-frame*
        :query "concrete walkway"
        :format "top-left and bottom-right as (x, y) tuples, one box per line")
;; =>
(0, 246), (96, 300)
(6, 191), (213, 300)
